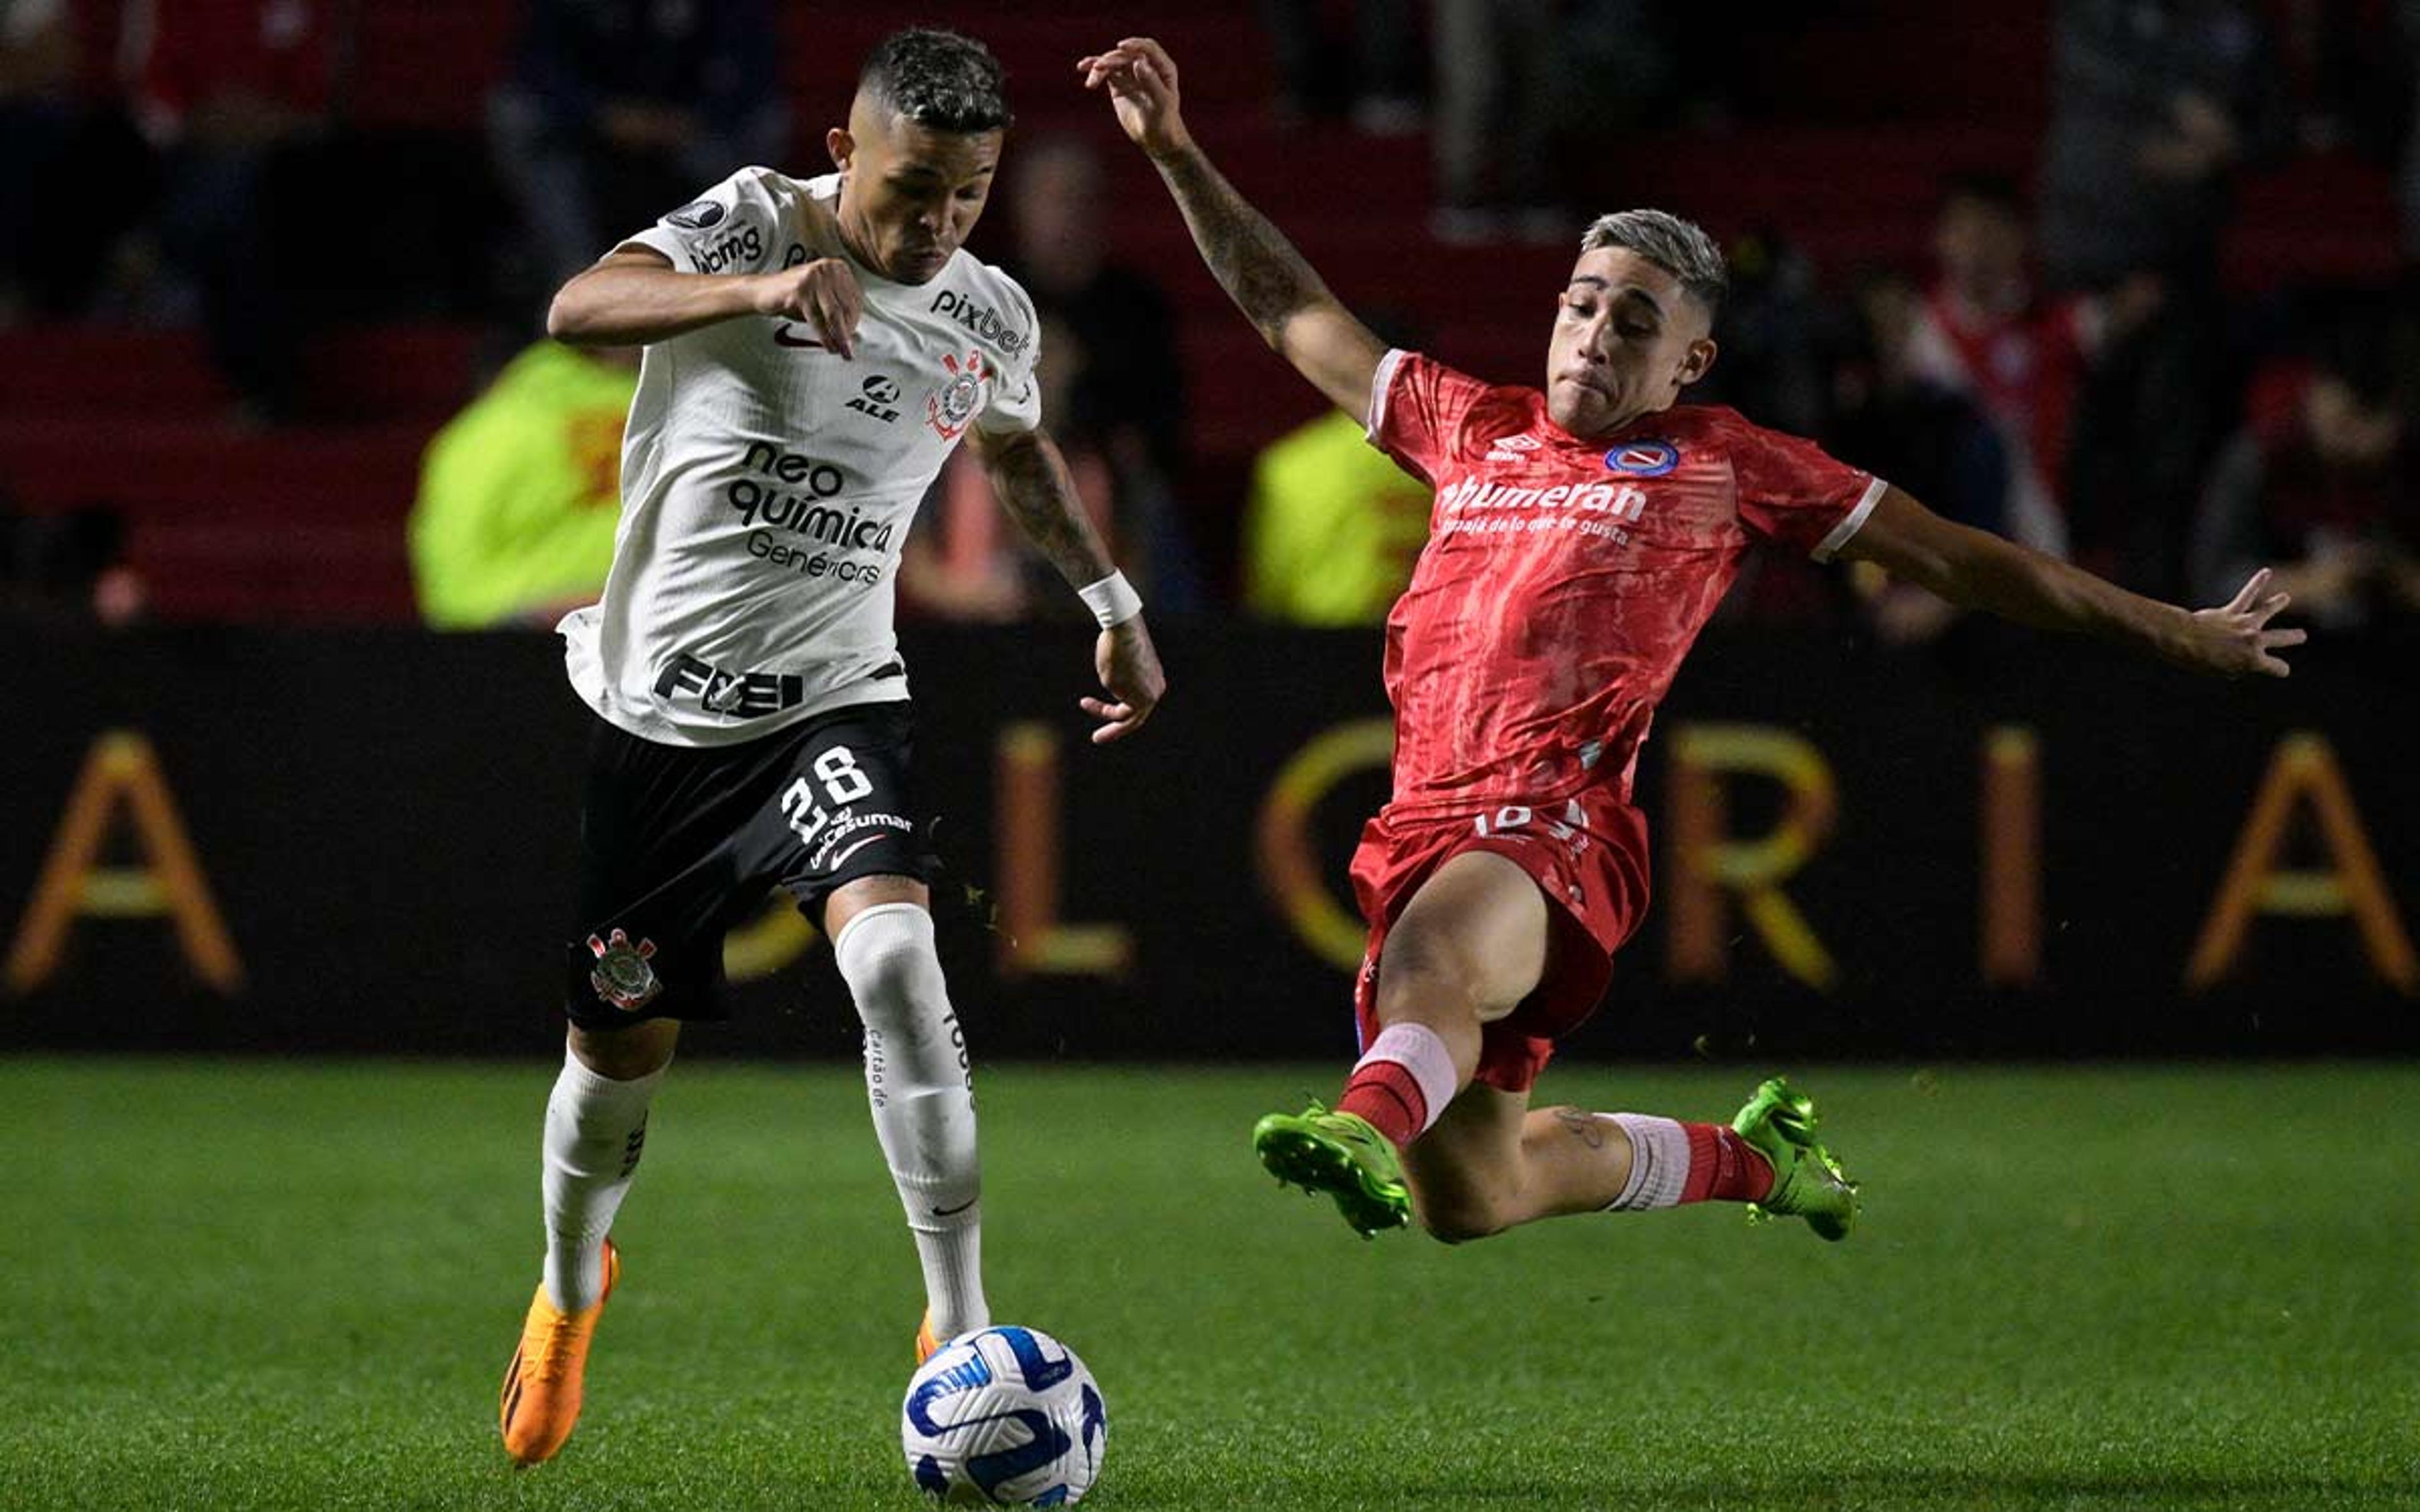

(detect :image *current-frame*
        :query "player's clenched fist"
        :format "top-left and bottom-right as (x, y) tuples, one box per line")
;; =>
(751, 257), (863, 357)
(1078, 38), (1192, 161)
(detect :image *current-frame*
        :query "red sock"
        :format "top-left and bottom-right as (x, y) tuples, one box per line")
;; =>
(1336, 1060), (1426, 1150)
(1680, 1122), (1774, 1204)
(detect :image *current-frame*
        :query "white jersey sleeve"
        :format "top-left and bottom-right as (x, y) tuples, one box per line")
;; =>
(971, 280), (1043, 437)
(620, 166), (795, 277)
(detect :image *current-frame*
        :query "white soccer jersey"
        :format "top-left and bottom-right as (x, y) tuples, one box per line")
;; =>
(560, 167), (1042, 747)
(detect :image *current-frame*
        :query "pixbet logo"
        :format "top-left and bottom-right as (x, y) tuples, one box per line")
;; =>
(929, 289), (1030, 356)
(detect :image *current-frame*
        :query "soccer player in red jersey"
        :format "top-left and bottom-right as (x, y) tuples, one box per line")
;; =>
(1083, 38), (2303, 1244)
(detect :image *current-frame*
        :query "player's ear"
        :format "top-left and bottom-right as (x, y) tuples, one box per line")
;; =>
(826, 126), (856, 175)
(1679, 337), (1717, 386)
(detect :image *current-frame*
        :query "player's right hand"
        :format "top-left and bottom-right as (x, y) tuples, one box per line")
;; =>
(751, 258), (863, 358)
(1078, 38), (1192, 161)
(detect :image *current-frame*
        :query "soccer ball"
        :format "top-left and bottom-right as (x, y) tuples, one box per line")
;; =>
(902, 1325), (1107, 1506)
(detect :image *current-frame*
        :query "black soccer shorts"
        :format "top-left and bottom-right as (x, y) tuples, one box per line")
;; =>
(562, 699), (936, 1029)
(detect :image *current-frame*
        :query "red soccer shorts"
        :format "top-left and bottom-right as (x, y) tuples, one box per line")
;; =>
(1347, 787), (1650, 1094)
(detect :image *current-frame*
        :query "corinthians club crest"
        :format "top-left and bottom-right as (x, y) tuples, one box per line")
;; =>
(926, 350), (988, 441)
(586, 928), (662, 1012)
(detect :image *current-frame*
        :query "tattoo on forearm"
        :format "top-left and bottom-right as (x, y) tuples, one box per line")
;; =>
(1553, 1107), (1606, 1149)
(1158, 151), (1329, 341)
(989, 437), (1113, 587)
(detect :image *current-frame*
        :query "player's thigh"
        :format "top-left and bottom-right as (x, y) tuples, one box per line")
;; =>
(759, 702), (940, 930)
(1376, 848), (1552, 1026)
(1401, 1079), (1532, 1240)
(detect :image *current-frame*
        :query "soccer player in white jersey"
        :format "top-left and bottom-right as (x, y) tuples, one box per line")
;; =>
(497, 30), (1167, 1467)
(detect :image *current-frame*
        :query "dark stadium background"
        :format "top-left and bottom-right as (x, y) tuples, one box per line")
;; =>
(4, 2), (2412, 1057)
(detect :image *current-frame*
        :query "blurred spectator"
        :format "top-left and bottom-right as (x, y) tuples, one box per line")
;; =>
(2188, 320), (2420, 631)
(0, 500), (142, 626)
(488, 0), (787, 297)
(1832, 274), (2014, 643)
(1242, 411), (1431, 625)
(1901, 175), (2097, 559)
(2038, 0), (2284, 597)
(1002, 134), (1188, 483)
(124, 0), (335, 419)
(1259, 0), (1423, 133)
(2404, 0), (2420, 260)
(900, 312), (1202, 623)
(1695, 229), (1833, 440)
(1431, 0), (1562, 243)
(2271, 0), (2407, 154)
(2039, 0), (2283, 292)
(408, 340), (638, 629)
(0, 1), (152, 319)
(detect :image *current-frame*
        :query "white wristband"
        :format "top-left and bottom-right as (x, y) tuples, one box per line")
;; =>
(1077, 570), (1143, 628)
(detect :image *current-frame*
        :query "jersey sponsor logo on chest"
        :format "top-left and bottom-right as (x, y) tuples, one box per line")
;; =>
(929, 289), (1030, 357)
(848, 374), (902, 424)
(1434, 472), (1650, 545)
(725, 441), (894, 552)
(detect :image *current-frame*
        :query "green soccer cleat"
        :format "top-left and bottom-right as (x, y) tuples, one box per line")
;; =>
(1252, 1102), (1412, 1238)
(1731, 1077), (1860, 1241)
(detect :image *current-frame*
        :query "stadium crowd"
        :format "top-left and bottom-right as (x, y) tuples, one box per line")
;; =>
(0, 0), (2414, 645)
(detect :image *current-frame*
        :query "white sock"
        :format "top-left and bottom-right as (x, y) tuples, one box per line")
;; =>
(541, 1048), (667, 1310)
(1600, 1113), (1689, 1211)
(834, 903), (989, 1339)
(1354, 1022), (1459, 1137)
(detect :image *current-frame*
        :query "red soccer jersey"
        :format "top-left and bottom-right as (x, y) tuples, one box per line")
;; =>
(1368, 350), (1883, 816)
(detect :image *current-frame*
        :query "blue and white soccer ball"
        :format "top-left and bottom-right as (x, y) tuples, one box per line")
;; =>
(902, 1325), (1107, 1506)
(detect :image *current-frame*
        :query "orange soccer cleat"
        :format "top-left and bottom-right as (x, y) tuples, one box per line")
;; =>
(914, 1309), (942, 1365)
(499, 1240), (620, 1467)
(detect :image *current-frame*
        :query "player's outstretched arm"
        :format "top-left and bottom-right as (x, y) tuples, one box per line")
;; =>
(547, 246), (866, 354)
(1840, 486), (2306, 678)
(971, 424), (1168, 744)
(1079, 37), (1384, 417)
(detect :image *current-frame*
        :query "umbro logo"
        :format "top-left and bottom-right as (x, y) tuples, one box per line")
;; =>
(1485, 433), (1542, 462)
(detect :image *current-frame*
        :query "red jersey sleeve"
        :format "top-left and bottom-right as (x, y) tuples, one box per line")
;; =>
(1721, 410), (1887, 561)
(1367, 350), (1492, 486)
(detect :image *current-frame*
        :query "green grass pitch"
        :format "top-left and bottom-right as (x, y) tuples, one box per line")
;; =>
(4, 1058), (2414, 1511)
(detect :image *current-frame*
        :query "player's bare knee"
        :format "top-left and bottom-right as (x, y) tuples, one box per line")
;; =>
(1415, 1191), (1511, 1245)
(568, 1019), (677, 1081)
(1371, 937), (1488, 1026)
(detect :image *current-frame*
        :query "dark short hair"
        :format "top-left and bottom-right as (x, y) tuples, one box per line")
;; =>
(858, 28), (1011, 134)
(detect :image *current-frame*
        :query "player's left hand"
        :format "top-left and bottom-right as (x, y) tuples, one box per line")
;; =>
(2179, 568), (2305, 678)
(1081, 616), (1166, 744)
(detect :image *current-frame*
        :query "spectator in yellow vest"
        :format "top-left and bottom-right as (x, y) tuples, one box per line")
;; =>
(410, 342), (639, 628)
(1243, 407), (1432, 624)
